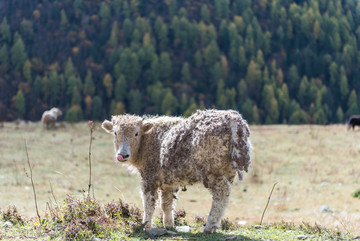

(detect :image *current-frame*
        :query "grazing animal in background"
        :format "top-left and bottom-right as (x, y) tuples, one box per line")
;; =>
(41, 107), (62, 129)
(102, 109), (252, 234)
(347, 115), (360, 130)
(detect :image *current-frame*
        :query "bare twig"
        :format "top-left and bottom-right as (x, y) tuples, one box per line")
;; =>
(260, 182), (278, 225)
(330, 213), (350, 235)
(24, 138), (41, 223)
(49, 181), (58, 206)
(87, 121), (95, 200)
(13, 160), (20, 185)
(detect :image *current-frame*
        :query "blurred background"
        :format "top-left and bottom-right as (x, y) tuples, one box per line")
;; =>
(0, 0), (359, 124)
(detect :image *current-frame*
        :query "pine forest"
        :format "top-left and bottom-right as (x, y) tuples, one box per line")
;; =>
(1, 0), (360, 124)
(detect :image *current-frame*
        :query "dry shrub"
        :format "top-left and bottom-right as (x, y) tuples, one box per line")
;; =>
(1, 205), (24, 225)
(193, 215), (206, 226)
(44, 196), (144, 240)
(220, 217), (238, 231)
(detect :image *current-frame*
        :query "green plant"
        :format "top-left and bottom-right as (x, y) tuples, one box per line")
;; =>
(352, 189), (360, 199)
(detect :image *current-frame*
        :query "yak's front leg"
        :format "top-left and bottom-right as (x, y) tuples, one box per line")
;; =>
(141, 182), (158, 228)
(204, 177), (232, 234)
(160, 187), (178, 227)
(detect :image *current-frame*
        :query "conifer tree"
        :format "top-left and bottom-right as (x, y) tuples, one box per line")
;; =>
(99, 2), (111, 25)
(347, 90), (359, 115)
(71, 86), (82, 106)
(161, 89), (178, 115)
(111, 101), (126, 115)
(179, 93), (188, 113)
(201, 5), (210, 24)
(245, 60), (262, 98)
(128, 89), (142, 114)
(237, 79), (248, 103)
(115, 75), (127, 102)
(0, 44), (9, 72)
(83, 70), (95, 97)
(203, 41), (220, 67)
(241, 98), (253, 123)
(103, 73), (113, 98)
(60, 9), (69, 31)
(14, 89), (26, 118)
(34, 76), (42, 95)
(181, 62), (191, 83)
(22, 59), (31, 83)
(336, 106), (344, 123)
(48, 69), (60, 104)
(147, 81), (167, 113)
(194, 50), (203, 67)
(159, 52), (172, 81)
(123, 18), (133, 44)
(108, 21), (119, 47)
(92, 96), (102, 120)
(184, 99), (198, 117)
(0, 17), (11, 43)
(20, 19), (34, 41)
(262, 84), (279, 123)
(339, 66), (349, 101)
(66, 105), (83, 122)
(10, 35), (27, 72)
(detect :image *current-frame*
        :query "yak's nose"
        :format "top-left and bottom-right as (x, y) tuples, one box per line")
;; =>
(117, 148), (130, 161)
(120, 151), (129, 159)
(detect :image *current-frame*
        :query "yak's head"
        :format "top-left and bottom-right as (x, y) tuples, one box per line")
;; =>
(50, 107), (62, 117)
(102, 115), (153, 163)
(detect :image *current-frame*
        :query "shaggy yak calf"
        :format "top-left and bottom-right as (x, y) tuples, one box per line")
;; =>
(102, 109), (251, 233)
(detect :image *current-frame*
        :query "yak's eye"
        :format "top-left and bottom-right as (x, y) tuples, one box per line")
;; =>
(114, 131), (117, 136)
(135, 132), (138, 136)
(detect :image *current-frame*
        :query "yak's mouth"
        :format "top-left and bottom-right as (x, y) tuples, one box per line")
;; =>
(117, 154), (129, 162)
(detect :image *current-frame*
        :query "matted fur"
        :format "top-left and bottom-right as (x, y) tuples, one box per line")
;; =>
(41, 107), (62, 129)
(102, 109), (251, 234)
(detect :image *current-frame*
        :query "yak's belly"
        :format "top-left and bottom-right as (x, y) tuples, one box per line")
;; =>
(162, 164), (201, 187)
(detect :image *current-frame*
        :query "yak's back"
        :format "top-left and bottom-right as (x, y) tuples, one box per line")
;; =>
(160, 109), (251, 175)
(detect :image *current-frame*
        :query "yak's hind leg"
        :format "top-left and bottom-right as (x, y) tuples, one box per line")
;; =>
(160, 187), (178, 227)
(204, 176), (232, 234)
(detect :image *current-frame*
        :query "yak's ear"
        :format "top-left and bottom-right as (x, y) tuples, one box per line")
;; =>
(142, 122), (153, 135)
(102, 120), (113, 134)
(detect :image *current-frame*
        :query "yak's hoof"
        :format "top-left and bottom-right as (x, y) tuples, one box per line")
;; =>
(203, 226), (217, 234)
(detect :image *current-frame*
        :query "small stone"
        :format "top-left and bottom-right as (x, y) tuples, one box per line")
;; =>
(145, 228), (168, 238)
(297, 235), (308, 240)
(3, 221), (13, 228)
(320, 205), (330, 213)
(175, 226), (191, 232)
(166, 230), (177, 235)
(225, 236), (239, 240)
(237, 220), (247, 226)
(90, 238), (103, 241)
(254, 225), (264, 229)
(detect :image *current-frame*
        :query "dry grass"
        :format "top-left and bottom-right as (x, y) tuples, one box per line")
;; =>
(1, 122), (360, 234)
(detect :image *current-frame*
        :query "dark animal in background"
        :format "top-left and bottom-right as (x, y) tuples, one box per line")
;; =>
(347, 115), (360, 130)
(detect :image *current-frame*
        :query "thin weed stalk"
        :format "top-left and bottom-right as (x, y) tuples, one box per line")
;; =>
(24, 138), (41, 223)
(260, 182), (278, 225)
(49, 181), (58, 206)
(87, 121), (95, 200)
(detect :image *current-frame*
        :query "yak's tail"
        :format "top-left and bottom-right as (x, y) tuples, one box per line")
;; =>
(230, 115), (252, 180)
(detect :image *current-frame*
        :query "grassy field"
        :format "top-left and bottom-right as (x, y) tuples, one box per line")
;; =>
(1, 121), (360, 236)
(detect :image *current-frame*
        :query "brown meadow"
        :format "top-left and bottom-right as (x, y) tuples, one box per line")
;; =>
(0, 122), (360, 234)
